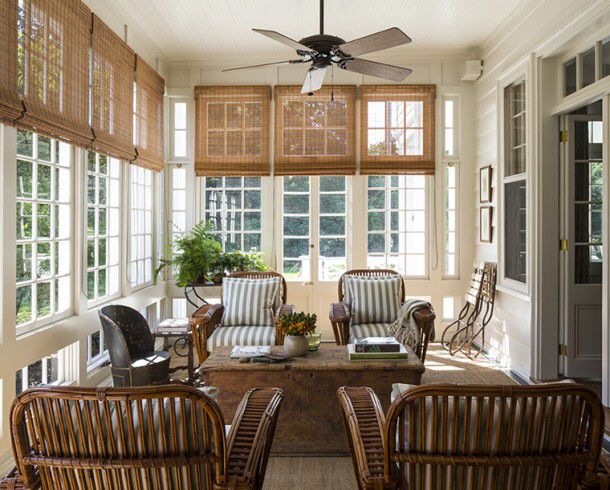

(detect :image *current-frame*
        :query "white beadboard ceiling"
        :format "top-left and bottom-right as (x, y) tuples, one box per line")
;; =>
(90, 0), (528, 63)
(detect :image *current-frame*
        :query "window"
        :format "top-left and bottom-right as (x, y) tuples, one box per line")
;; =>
(203, 177), (262, 252)
(443, 98), (458, 158)
(367, 100), (423, 157)
(503, 80), (527, 285)
(171, 166), (187, 241)
(87, 329), (108, 366)
(16, 130), (72, 329)
(86, 151), (121, 302)
(581, 46), (596, 88)
(173, 101), (187, 158)
(564, 58), (577, 96)
(444, 165), (458, 277)
(318, 176), (347, 281)
(130, 165), (154, 287)
(15, 349), (62, 395)
(282, 176), (311, 281)
(367, 175), (427, 277)
(602, 36), (610, 79)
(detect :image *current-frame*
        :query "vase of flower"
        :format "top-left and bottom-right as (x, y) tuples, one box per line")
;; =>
(277, 312), (318, 357)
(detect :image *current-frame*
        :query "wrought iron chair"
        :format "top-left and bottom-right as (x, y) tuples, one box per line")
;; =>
(189, 271), (294, 362)
(98, 305), (171, 387)
(329, 269), (435, 362)
(440, 261), (497, 358)
(337, 383), (606, 489)
(0, 385), (284, 489)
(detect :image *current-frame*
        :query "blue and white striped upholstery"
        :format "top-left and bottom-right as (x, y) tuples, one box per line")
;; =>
(221, 277), (281, 327)
(347, 275), (402, 324)
(349, 323), (393, 342)
(207, 325), (276, 353)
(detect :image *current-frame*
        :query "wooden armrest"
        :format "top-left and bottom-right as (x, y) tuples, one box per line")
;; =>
(337, 386), (395, 489)
(227, 387), (284, 488)
(329, 301), (350, 324)
(189, 304), (224, 363)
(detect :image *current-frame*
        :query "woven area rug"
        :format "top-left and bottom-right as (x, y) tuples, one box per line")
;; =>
(262, 344), (516, 489)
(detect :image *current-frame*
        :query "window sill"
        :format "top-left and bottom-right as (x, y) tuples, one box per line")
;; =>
(16, 312), (72, 341)
(496, 284), (530, 302)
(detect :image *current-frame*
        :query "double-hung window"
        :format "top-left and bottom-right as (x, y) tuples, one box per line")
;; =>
(203, 177), (262, 252)
(129, 165), (154, 287)
(443, 96), (459, 278)
(86, 151), (121, 302)
(367, 175), (428, 277)
(503, 79), (527, 285)
(16, 130), (72, 330)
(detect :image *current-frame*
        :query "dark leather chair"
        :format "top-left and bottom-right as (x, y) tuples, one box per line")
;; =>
(98, 305), (171, 387)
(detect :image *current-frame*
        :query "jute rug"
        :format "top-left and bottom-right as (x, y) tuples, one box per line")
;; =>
(262, 344), (516, 489)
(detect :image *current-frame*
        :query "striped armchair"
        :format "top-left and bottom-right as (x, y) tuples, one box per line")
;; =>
(190, 271), (294, 362)
(337, 383), (607, 489)
(0, 385), (284, 489)
(329, 269), (435, 362)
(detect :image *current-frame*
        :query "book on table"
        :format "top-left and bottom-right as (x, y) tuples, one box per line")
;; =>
(348, 343), (409, 361)
(352, 336), (402, 353)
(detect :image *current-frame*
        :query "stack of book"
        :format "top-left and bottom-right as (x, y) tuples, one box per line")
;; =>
(348, 337), (408, 360)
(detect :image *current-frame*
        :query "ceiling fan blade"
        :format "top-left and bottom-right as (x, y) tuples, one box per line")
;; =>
(222, 60), (301, 72)
(340, 58), (412, 82)
(301, 66), (328, 94)
(253, 29), (315, 54)
(336, 27), (411, 57)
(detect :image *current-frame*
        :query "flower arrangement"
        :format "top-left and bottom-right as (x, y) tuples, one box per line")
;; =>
(277, 312), (317, 337)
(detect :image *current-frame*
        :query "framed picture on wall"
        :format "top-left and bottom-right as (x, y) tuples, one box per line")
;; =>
(479, 165), (492, 203)
(480, 206), (493, 243)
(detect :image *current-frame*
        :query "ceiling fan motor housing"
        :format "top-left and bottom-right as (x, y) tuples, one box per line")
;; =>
(299, 34), (346, 55)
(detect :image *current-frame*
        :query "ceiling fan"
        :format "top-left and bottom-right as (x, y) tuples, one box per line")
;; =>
(223, 0), (413, 94)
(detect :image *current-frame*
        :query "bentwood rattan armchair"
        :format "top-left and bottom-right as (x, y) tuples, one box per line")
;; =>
(189, 271), (294, 362)
(337, 383), (607, 489)
(0, 384), (284, 490)
(329, 269), (435, 362)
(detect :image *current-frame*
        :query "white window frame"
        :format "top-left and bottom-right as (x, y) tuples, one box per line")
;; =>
(169, 97), (191, 163)
(498, 62), (531, 296)
(15, 130), (74, 334)
(83, 151), (122, 308)
(86, 328), (109, 368)
(16, 349), (65, 395)
(365, 175), (430, 279)
(128, 165), (155, 290)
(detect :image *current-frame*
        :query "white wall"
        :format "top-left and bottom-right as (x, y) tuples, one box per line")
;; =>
(472, 0), (605, 379)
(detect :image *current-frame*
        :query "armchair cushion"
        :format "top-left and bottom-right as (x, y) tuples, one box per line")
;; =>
(346, 275), (402, 324)
(350, 323), (393, 342)
(221, 277), (281, 327)
(207, 325), (276, 353)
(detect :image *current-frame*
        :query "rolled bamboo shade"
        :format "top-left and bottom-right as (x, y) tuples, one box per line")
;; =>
(360, 85), (436, 175)
(134, 55), (165, 171)
(17, 0), (92, 146)
(91, 14), (135, 161)
(0, 0), (21, 122)
(195, 86), (271, 176)
(274, 85), (356, 176)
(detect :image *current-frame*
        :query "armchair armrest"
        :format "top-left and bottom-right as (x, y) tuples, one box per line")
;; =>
(412, 305), (435, 363)
(226, 387), (284, 488)
(336, 387), (396, 489)
(189, 303), (224, 363)
(329, 302), (350, 345)
(274, 304), (294, 345)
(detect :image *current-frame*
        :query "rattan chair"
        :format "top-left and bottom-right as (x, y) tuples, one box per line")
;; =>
(0, 384), (284, 489)
(99, 305), (171, 387)
(337, 383), (607, 489)
(189, 271), (294, 362)
(329, 269), (435, 362)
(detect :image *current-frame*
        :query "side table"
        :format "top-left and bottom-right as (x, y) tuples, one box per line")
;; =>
(152, 318), (195, 383)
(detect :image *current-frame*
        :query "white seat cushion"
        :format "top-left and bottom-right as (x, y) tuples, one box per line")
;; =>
(207, 326), (276, 352)
(349, 323), (393, 342)
(221, 277), (281, 327)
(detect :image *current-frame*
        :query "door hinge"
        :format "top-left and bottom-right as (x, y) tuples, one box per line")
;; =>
(560, 238), (568, 251)
(559, 344), (568, 356)
(560, 130), (568, 143)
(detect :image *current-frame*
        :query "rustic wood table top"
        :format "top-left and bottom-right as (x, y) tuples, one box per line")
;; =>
(200, 343), (425, 373)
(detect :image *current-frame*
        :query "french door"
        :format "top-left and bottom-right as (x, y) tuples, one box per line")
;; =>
(278, 176), (350, 338)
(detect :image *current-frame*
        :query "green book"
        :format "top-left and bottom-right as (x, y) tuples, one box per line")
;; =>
(347, 344), (408, 360)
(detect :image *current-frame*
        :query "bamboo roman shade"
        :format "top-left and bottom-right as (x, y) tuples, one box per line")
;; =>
(195, 86), (271, 176)
(0, 0), (21, 122)
(360, 85), (436, 175)
(133, 55), (165, 171)
(17, 0), (91, 146)
(90, 14), (135, 161)
(274, 85), (356, 176)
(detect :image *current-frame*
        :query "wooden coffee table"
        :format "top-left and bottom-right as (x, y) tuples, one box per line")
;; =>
(199, 344), (424, 455)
